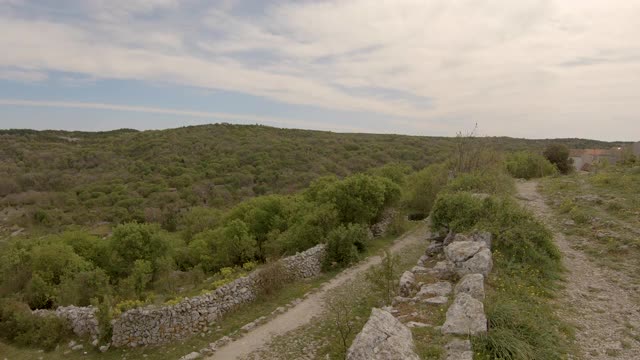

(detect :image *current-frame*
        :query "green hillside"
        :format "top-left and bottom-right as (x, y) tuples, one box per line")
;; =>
(0, 124), (624, 236)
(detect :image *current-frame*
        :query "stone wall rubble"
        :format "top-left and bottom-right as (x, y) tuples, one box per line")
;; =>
(351, 230), (493, 359)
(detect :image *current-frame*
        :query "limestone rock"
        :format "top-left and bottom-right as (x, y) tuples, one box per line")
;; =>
(411, 266), (429, 274)
(445, 339), (473, 360)
(399, 271), (416, 297)
(456, 249), (493, 278)
(442, 231), (456, 246)
(429, 260), (455, 280)
(445, 241), (484, 263)
(417, 255), (430, 267)
(454, 274), (485, 300)
(421, 296), (448, 305)
(392, 296), (415, 305)
(346, 308), (420, 360)
(179, 352), (202, 360)
(425, 241), (443, 256)
(406, 321), (431, 328)
(417, 282), (452, 298)
(441, 294), (487, 336)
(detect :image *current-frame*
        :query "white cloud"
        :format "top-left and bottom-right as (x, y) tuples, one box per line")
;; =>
(0, 68), (47, 82)
(0, 0), (639, 139)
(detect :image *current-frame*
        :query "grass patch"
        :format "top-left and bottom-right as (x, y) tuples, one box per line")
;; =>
(540, 168), (640, 281)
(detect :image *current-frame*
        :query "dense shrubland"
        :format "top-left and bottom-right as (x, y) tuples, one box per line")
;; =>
(0, 124), (621, 235)
(0, 173), (400, 316)
(0, 124), (606, 352)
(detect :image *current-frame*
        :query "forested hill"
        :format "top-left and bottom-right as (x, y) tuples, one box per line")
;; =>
(0, 124), (623, 235)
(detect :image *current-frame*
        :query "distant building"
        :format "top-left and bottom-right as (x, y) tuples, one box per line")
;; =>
(570, 148), (623, 171)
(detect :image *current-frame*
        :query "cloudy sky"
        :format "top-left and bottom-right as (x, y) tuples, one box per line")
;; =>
(0, 0), (639, 140)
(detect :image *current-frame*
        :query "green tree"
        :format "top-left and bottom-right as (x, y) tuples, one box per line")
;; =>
(506, 151), (558, 179)
(30, 242), (91, 285)
(266, 202), (339, 257)
(109, 223), (169, 278)
(122, 260), (153, 299)
(216, 219), (258, 267)
(57, 268), (111, 306)
(323, 223), (369, 269)
(315, 174), (387, 224)
(24, 274), (53, 309)
(403, 163), (449, 217)
(225, 195), (291, 259)
(190, 220), (258, 271)
(543, 144), (572, 174)
(178, 207), (222, 242)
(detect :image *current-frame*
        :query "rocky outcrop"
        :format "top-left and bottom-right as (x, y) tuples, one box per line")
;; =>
(441, 293), (487, 335)
(444, 241), (486, 263)
(442, 234), (493, 278)
(445, 339), (473, 360)
(371, 209), (397, 237)
(455, 248), (492, 277)
(428, 260), (455, 280)
(416, 281), (452, 298)
(399, 271), (416, 297)
(347, 308), (420, 360)
(454, 273), (485, 300)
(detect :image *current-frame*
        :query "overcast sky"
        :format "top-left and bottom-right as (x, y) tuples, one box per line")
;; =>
(0, 0), (639, 140)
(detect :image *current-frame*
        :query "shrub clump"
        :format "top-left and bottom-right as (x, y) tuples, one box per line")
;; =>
(543, 144), (572, 174)
(0, 299), (71, 351)
(430, 192), (486, 233)
(505, 151), (558, 179)
(255, 262), (291, 297)
(323, 223), (370, 270)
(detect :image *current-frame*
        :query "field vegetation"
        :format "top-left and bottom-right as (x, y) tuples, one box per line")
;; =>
(541, 164), (640, 280)
(0, 124), (622, 355)
(430, 179), (572, 359)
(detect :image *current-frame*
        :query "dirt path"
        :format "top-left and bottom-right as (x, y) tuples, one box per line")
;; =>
(208, 224), (429, 360)
(516, 180), (640, 359)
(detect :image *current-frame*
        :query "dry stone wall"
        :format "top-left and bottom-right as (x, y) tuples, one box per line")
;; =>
(36, 244), (326, 348)
(112, 244), (326, 347)
(33, 306), (100, 340)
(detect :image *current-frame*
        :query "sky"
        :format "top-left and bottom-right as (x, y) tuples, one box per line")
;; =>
(0, 0), (639, 140)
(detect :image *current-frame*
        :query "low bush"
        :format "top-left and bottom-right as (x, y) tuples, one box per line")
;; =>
(255, 262), (291, 297)
(323, 223), (370, 269)
(403, 164), (449, 216)
(387, 211), (410, 236)
(505, 151), (558, 179)
(0, 299), (71, 351)
(430, 192), (486, 232)
(445, 170), (514, 195)
(431, 192), (561, 276)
